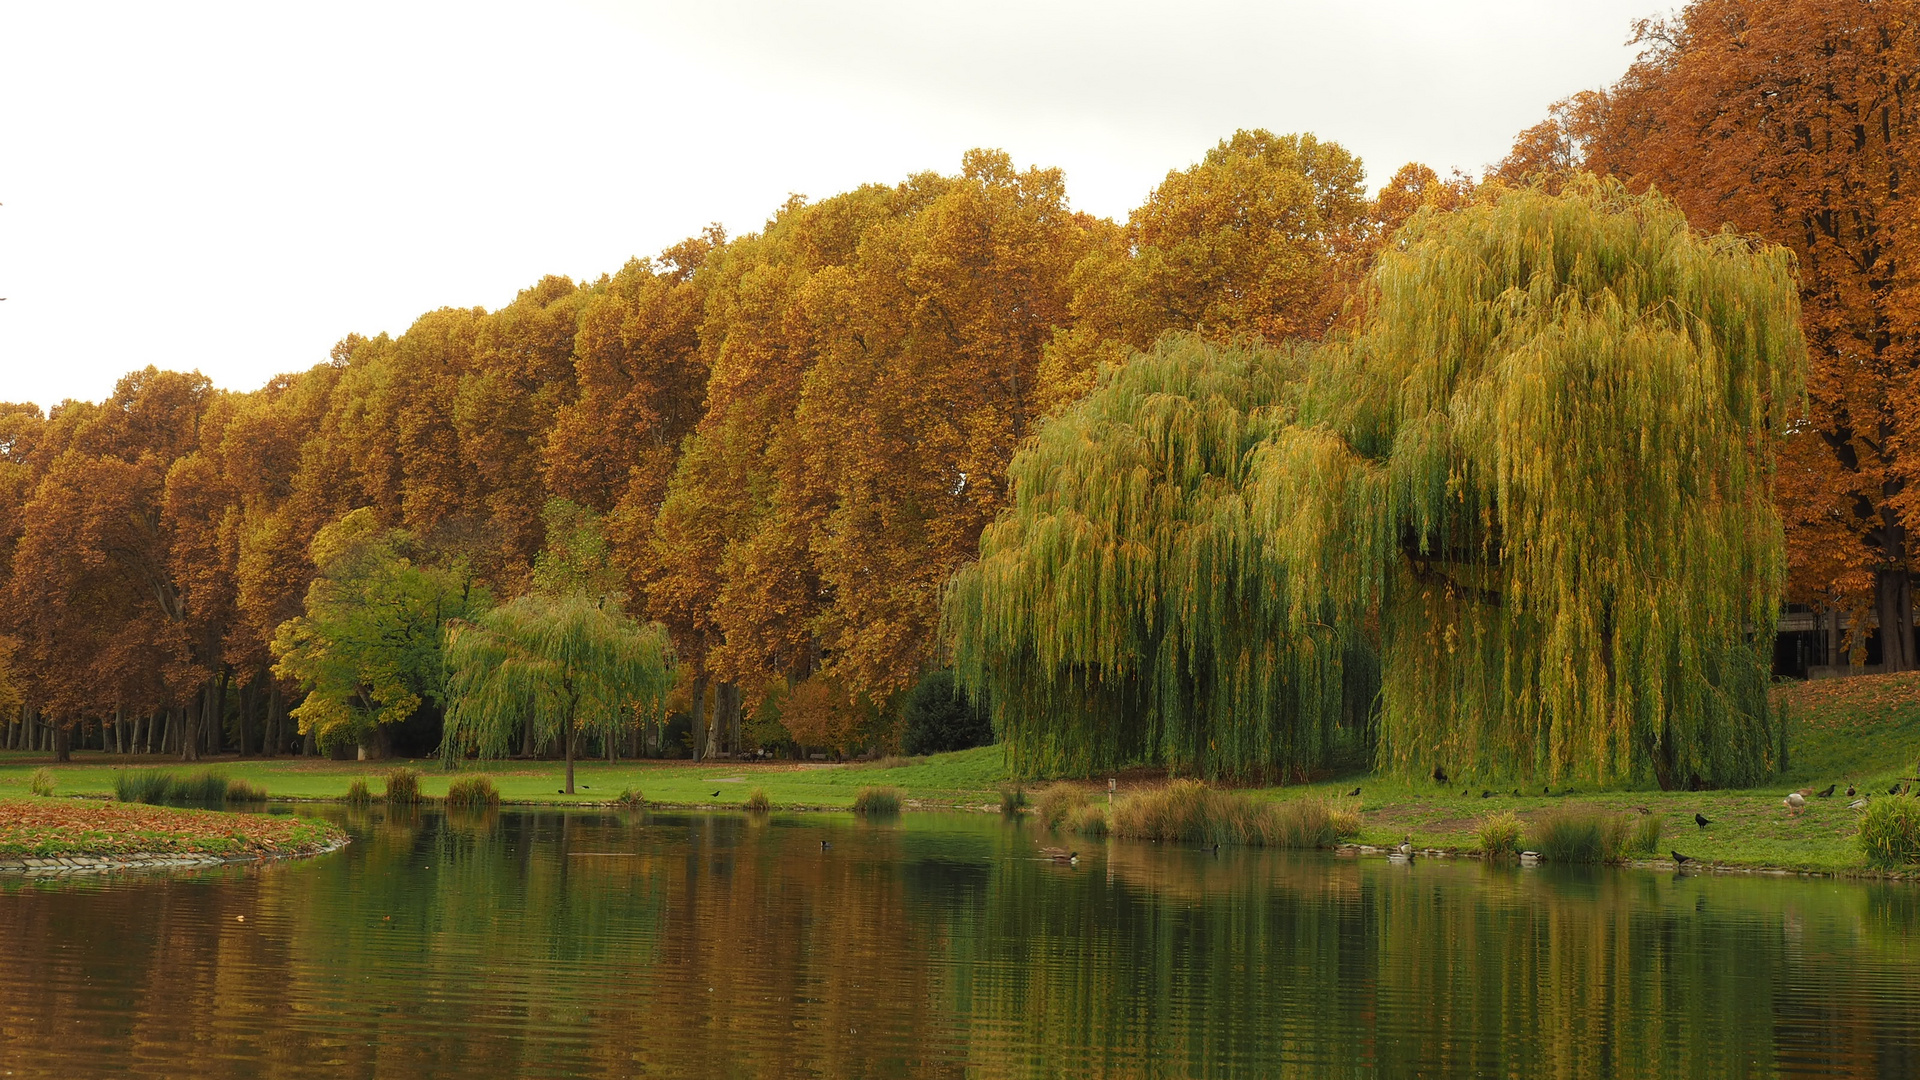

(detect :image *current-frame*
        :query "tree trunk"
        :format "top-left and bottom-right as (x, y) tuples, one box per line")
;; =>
(265, 681), (284, 757)
(207, 668), (228, 756)
(181, 689), (203, 762)
(53, 720), (70, 763)
(564, 711), (577, 795)
(1877, 565), (1915, 672)
(690, 673), (710, 761)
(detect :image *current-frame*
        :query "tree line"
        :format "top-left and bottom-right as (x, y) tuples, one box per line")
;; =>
(0, 134), (1433, 762)
(1, 0), (1913, 782)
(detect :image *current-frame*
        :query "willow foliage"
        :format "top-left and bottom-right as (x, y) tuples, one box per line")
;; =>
(946, 336), (1373, 779)
(951, 180), (1806, 787)
(443, 593), (673, 791)
(1257, 178), (1805, 787)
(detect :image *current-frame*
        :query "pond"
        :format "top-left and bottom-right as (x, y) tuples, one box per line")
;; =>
(1, 808), (1918, 1078)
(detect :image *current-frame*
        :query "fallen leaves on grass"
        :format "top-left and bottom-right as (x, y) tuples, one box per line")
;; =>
(1774, 671), (1920, 732)
(0, 799), (343, 859)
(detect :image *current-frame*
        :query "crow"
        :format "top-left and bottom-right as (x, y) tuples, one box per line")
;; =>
(1817, 784), (1836, 798)
(1672, 850), (1692, 867)
(711, 790), (722, 797)
(1346, 787), (1361, 797)
(1695, 813), (1712, 828)
(1481, 790), (1493, 799)
(1432, 766), (1449, 784)
(1543, 785), (1550, 796)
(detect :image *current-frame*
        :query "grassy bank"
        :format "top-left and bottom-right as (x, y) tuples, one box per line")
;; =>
(4, 672), (1917, 874)
(0, 798), (344, 860)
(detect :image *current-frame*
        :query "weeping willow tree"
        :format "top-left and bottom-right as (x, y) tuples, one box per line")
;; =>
(443, 593), (674, 793)
(945, 336), (1376, 779)
(949, 179), (1806, 787)
(1255, 177), (1805, 787)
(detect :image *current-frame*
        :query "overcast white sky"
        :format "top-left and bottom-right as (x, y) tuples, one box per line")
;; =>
(0, 1), (1661, 410)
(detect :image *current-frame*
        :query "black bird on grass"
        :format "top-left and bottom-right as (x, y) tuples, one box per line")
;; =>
(1346, 787), (1361, 797)
(1817, 784), (1836, 798)
(1672, 850), (1693, 867)
(1432, 766), (1449, 784)
(711, 790), (722, 797)
(1695, 813), (1712, 829)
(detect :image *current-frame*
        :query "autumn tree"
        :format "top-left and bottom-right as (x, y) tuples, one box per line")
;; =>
(1504, 0), (1920, 668)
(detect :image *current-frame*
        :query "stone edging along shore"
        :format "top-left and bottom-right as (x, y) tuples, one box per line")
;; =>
(0, 837), (350, 877)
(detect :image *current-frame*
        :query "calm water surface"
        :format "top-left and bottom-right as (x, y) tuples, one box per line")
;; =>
(2, 807), (1918, 1078)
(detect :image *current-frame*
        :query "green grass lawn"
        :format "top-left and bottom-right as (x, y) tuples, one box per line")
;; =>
(0, 745), (1012, 811)
(4, 671), (1918, 874)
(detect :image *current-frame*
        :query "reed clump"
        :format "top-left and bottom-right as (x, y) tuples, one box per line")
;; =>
(852, 786), (903, 816)
(444, 775), (500, 808)
(384, 767), (422, 805)
(1066, 801), (1109, 837)
(344, 779), (372, 805)
(225, 778), (269, 803)
(1527, 809), (1652, 864)
(998, 783), (1029, 816)
(1035, 784), (1090, 829)
(745, 788), (772, 813)
(114, 769), (176, 805)
(28, 767), (55, 797)
(173, 769), (231, 805)
(1109, 780), (1341, 848)
(1860, 794), (1920, 866)
(1476, 811), (1523, 858)
(616, 787), (646, 809)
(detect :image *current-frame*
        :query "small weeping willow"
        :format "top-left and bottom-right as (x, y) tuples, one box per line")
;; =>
(945, 335), (1376, 779)
(1255, 177), (1806, 787)
(443, 593), (675, 793)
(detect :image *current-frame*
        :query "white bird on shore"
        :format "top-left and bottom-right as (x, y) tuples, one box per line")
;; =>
(1849, 797), (1870, 811)
(1783, 791), (1807, 816)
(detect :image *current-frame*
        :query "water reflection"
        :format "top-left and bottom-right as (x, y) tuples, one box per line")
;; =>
(0, 809), (1917, 1078)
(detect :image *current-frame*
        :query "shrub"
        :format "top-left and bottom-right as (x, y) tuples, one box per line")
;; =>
(27, 767), (55, 797)
(444, 775), (500, 808)
(225, 779), (269, 803)
(998, 783), (1029, 816)
(852, 785), (903, 816)
(1035, 784), (1090, 829)
(173, 769), (231, 805)
(616, 787), (646, 809)
(345, 779), (372, 805)
(384, 767), (422, 805)
(115, 769), (176, 805)
(745, 787), (772, 813)
(862, 755), (915, 771)
(901, 669), (993, 755)
(1861, 794), (1920, 866)
(1477, 811), (1523, 858)
(1527, 809), (1645, 864)
(1066, 801), (1109, 837)
(1109, 780), (1335, 848)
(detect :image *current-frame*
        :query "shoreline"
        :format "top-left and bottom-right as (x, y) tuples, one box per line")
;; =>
(0, 836), (350, 877)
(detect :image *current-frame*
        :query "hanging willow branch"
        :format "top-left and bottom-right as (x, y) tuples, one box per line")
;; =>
(443, 593), (675, 793)
(945, 335), (1374, 779)
(1256, 177), (1806, 788)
